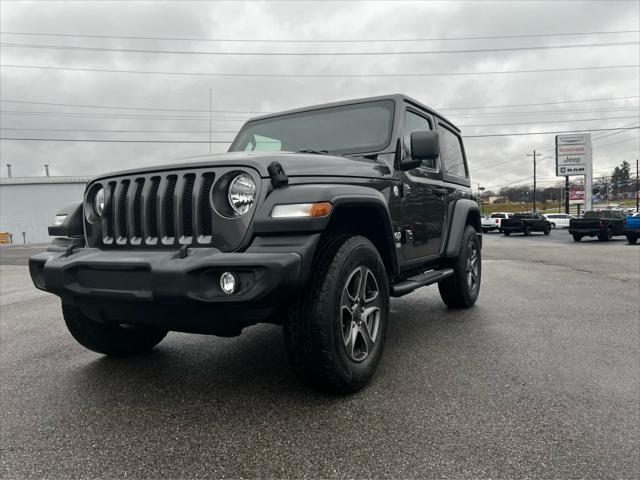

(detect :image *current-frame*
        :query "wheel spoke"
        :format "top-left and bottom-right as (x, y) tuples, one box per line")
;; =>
(358, 324), (374, 354)
(363, 269), (379, 303)
(357, 266), (368, 300)
(361, 306), (380, 342)
(344, 323), (358, 357)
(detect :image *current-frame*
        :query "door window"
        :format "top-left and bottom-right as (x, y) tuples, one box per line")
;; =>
(402, 110), (435, 169)
(439, 125), (467, 178)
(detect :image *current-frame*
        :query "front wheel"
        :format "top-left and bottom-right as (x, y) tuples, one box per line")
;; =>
(598, 227), (613, 242)
(284, 235), (389, 393)
(573, 234), (582, 242)
(503, 231), (511, 236)
(627, 233), (638, 244)
(438, 225), (481, 309)
(524, 226), (532, 236)
(62, 304), (168, 357)
(544, 224), (551, 235)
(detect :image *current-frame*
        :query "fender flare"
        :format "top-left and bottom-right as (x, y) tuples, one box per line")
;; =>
(252, 183), (398, 275)
(445, 199), (481, 257)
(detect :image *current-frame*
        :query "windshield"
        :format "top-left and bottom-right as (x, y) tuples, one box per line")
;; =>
(229, 100), (395, 155)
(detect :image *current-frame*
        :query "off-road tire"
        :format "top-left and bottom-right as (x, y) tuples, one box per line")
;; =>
(438, 225), (481, 309)
(284, 235), (389, 394)
(62, 303), (168, 357)
(598, 227), (613, 242)
(627, 233), (638, 244)
(544, 224), (551, 235)
(573, 234), (582, 242)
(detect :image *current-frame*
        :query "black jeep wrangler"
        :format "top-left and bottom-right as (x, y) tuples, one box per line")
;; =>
(29, 95), (482, 393)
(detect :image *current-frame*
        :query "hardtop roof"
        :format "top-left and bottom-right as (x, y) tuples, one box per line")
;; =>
(245, 94), (461, 132)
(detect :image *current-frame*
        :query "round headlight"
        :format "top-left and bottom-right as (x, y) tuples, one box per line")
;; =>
(94, 187), (105, 217)
(227, 174), (256, 215)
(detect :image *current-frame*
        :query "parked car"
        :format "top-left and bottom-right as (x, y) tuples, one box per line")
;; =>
(569, 210), (626, 242)
(28, 94), (483, 393)
(489, 212), (513, 232)
(623, 212), (640, 244)
(501, 212), (551, 236)
(481, 215), (498, 233)
(543, 213), (576, 229)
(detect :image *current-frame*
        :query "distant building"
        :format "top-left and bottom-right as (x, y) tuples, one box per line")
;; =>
(0, 176), (90, 244)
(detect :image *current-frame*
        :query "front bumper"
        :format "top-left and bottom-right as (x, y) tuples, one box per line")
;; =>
(29, 235), (319, 333)
(30, 246), (302, 304)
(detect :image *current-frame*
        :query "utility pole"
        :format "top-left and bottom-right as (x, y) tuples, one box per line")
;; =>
(565, 176), (570, 214)
(636, 158), (640, 212)
(209, 88), (213, 154)
(527, 150), (540, 211)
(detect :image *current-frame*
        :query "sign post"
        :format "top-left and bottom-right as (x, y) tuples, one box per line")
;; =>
(556, 133), (592, 212)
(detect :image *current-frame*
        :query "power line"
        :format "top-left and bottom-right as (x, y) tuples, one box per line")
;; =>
(3, 29), (637, 43)
(0, 110), (247, 121)
(0, 137), (233, 143)
(0, 99), (268, 114)
(439, 96), (640, 111)
(447, 107), (640, 117)
(3, 63), (638, 78)
(3, 127), (640, 143)
(459, 116), (640, 128)
(3, 40), (638, 56)
(0, 128), (237, 133)
(463, 126), (640, 138)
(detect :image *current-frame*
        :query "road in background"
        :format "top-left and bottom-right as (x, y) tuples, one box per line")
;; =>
(1, 233), (638, 478)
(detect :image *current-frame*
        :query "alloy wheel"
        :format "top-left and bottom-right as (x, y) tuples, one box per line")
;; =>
(339, 266), (381, 362)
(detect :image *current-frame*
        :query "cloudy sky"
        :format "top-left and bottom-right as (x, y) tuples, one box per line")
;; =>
(1, 0), (638, 191)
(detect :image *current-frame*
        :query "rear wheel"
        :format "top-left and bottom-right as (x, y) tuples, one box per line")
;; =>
(573, 234), (582, 242)
(627, 233), (638, 244)
(550, 222), (556, 229)
(438, 226), (481, 309)
(598, 227), (613, 242)
(62, 304), (168, 357)
(284, 235), (389, 393)
(503, 231), (511, 236)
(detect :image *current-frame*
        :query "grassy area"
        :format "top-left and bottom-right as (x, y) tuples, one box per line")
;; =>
(480, 199), (638, 215)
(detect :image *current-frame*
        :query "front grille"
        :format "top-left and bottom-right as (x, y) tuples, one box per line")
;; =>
(101, 171), (216, 246)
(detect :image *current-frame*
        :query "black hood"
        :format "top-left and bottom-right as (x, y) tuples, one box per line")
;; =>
(93, 152), (389, 182)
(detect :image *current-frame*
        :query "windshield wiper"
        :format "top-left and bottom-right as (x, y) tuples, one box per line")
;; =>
(297, 148), (330, 154)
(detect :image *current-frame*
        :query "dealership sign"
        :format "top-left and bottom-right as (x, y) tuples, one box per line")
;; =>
(556, 134), (592, 177)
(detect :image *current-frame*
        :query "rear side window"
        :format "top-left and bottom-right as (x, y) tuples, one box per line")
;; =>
(439, 125), (467, 178)
(491, 213), (505, 219)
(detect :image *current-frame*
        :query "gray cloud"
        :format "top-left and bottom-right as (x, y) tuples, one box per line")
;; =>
(1, 0), (638, 190)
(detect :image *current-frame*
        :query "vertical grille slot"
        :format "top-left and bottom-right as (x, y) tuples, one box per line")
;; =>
(147, 177), (160, 241)
(132, 178), (145, 241)
(181, 173), (196, 239)
(160, 175), (178, 242)
(198, 173), (215, 237)
(113, 180), (130, 243)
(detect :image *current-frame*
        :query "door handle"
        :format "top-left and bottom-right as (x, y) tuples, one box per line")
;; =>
(433, 188), (448, 196)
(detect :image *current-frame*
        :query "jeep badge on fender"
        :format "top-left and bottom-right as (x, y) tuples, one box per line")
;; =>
(29, 95), (482, 393)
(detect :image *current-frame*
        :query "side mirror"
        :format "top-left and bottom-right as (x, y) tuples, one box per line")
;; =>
(401, 131), (440, 171)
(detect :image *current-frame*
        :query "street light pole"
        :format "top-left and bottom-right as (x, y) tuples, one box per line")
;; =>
(636, 158), (639, 212)
(527, 150), (540, 211)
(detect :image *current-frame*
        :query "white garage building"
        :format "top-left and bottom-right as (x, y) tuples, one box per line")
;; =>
(0, 176), (90, 244)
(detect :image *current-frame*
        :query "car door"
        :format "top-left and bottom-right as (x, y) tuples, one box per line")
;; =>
(399, 108), (446, 260)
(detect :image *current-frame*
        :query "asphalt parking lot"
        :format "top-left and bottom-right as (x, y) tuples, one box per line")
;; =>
(1, 231), (638, 479)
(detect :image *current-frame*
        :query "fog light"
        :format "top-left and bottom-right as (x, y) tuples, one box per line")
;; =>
(220, 272), (237, 295)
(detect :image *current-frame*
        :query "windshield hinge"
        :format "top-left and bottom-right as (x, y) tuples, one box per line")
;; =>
(268, 161), (289, 188)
